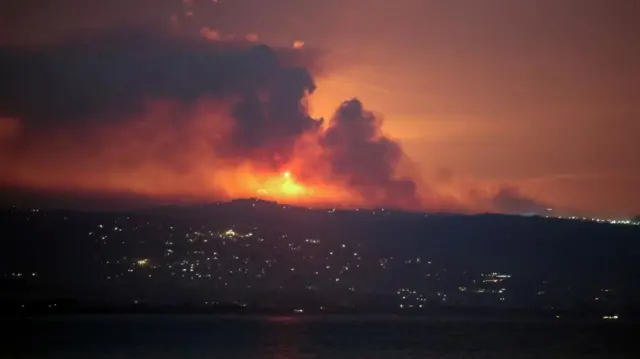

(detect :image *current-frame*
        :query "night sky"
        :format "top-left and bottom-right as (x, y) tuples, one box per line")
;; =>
(0, 0), (638, 216)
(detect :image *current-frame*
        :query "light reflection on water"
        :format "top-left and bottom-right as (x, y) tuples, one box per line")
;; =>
(7, 315), (640, 358)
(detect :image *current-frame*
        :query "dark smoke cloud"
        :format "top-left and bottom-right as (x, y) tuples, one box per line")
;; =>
(0, 30), (320, 121)
(228, 63), (323, 165)
(320, 99), (421, 209)
(435, 169), (552, 215)
(490, 186), (549, 214)
(0, 23), (545, 212)
(0, 30), (325, 165)
(0, 28), (421, 209)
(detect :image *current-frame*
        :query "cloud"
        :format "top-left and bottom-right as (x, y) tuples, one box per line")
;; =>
(488, 186), (549, 214)
(0, 29), (324, 125)
(0, 24), (546, 213)
(0, 29), (426, 209)
(319, 99), (421, 209)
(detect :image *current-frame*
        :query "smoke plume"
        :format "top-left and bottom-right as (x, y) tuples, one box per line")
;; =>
(320, 99), (421, 209)
(0, 26), (547, 213)
(0, 29), (428, 209)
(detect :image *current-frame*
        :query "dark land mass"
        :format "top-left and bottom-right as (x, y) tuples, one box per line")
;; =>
(2, 199), (639, 320)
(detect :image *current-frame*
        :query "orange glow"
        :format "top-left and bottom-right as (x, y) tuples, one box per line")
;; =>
(0, 98), (364, 208)
(222, 163), (355, 207)
(0, 91), (545, 213)
(278, 171), (308, 196)
(0, 1), (636, 217)
(255, 171), (309, 198)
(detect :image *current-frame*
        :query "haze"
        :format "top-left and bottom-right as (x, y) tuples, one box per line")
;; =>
(0, 0), (638, 217)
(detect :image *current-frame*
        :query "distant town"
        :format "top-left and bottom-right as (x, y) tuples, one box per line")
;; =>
(2, 199), (639, 320)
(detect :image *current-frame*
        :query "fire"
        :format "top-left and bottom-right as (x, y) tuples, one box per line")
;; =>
(255, 170), (311, 199)
(280, 170), (307, 196)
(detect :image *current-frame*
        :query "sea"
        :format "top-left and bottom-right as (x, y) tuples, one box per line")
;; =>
(7, 315), (639, 358)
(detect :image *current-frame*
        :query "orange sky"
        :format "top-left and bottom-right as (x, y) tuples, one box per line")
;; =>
(291, 0), (640, 217)
(0, 0), (638, 216)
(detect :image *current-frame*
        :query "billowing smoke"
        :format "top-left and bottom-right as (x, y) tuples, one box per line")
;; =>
(320, 99), (421, 209)
(0, 29), (426, 209)
(0, 30), (322, 161)
(0, 27), (547, 213)
(489, 186), (549, 214)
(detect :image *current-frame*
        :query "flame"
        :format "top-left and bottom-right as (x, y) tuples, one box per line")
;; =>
(0, 95), (518, 213)
(0, 101), (430, 211)
(255, 170), (318, 201)
(280, 171), (307, 196)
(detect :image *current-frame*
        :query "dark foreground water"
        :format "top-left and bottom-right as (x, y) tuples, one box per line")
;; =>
(6, 315), (640, 358)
